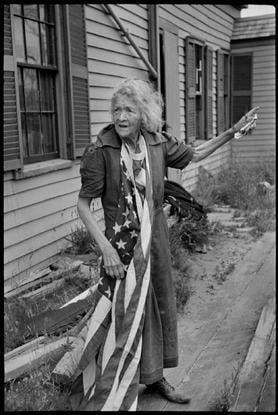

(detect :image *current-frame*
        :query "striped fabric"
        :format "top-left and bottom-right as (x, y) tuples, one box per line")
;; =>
(77, 137), (154, 411)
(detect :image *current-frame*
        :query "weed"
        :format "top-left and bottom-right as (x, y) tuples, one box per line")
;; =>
(212, 262), (236, 284)
(193, 159), (275, 236)
(209, 379), (232, 411)
(65, 225), (100, 255)
(4, 362), (71, 411)
(169, 217), (210, 253)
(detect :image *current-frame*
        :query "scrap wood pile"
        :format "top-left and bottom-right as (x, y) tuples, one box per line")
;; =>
(4, 256), (99, 386)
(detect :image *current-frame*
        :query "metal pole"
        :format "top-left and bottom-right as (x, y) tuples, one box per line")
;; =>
(103, 4), (158, 80)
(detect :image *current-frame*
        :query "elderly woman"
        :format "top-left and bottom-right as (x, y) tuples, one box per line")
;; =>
(76, 79), (258, 410)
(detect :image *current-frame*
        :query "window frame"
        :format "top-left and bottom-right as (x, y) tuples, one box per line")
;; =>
(11, 4), (70, 166)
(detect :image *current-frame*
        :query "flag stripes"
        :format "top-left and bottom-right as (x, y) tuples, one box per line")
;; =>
(78, 135), (153, 410)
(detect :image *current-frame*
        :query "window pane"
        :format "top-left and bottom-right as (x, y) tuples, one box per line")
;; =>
(26, 114), (42, 155)
(40, 71), (54, 110)
(14, 16), (25, 62)
(25, 20), (41, 64)
(23, 5), (39, 20)
(42, 114), (56, 153)
(17, 68), (25, 110)
(39, 5), (55, 23)
(13, 4), (23, 15)
(21, 115), (28, 158)
(41, 24), (56, 65)
(23, 68), (40, 111)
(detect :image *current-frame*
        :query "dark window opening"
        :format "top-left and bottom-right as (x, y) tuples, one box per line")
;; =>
(13, 4), (59, 163)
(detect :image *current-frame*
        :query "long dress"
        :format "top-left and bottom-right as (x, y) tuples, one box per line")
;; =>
(79, 124), (193, 385)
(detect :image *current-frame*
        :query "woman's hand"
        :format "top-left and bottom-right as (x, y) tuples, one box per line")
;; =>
(101, 244), (125, 279)
(232, 106), (260, 136)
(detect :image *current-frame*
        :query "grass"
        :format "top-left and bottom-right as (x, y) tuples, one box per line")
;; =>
(5, 362), (72, 411)
(209, 379), (233, 412)
(193, 159), (275, 237)
(65, 225), (100, 256)
(4, 269), (92, 354)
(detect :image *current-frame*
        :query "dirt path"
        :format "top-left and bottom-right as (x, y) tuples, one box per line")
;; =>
(138, 211), (275, 411)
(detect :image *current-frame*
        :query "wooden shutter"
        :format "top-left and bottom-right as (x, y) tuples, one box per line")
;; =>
(205, 46), (213, 140)
(68, 5), (90, 157)
(231, 54), (252, 124)
(185, 37), (196, 143)
(4, 5), (22, 171)
(217, 49), (225, 134)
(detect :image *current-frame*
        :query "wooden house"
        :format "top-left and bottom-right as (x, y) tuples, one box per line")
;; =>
(231, 13), (276, 161)
(4, 3), (249, 294)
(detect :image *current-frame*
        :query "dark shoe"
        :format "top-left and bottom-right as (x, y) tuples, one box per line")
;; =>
(146, 377), (191, 404)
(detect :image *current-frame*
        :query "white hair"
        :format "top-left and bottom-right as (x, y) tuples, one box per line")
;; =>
(111, 78), (164, 133)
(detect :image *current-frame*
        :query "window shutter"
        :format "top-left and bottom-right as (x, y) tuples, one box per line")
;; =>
(217, 49), (225, 134)
(4, 5), (22, 171)
(231, 54), (252, 124)
(68, 5), (90, 157)
(205, 46), (213, 140)
(185, 37), (196, 143)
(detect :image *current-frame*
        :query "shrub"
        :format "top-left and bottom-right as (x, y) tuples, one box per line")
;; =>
(65, 225), (100, 255)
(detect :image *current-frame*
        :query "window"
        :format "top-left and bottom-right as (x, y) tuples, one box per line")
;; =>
(231, 54), (252, 124)
(185, 37), (213, 143)
(4, 4), (90, 172)
(13, 5), (59, 163)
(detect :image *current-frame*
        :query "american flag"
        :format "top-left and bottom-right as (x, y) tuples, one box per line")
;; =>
(77, 138), (153, 410)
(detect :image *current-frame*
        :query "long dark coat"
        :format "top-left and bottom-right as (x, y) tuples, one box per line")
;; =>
(79, 124), (193, 384)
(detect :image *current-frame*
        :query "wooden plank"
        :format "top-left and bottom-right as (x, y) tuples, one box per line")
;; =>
(5, 336), (46, 361)
(230, 297), (276, 412)
(87, 47), (148, 68)
(4, 177), (81, 213)
(4, 227), (81, 283)
(86, 20), (149, 51)
(4, 192), (80, 231)
(27, 291), (96, 337)
(21, 279), (66, 301)
(87, 33), (148, 58)
(4, 217), (81, 265)
(5, 259), (83, 298)
(4, 335), (76, 383)
(51, 330), (87, 384)
(88, 59), (148, 78)
(4, 205), (79, 248)
(4, 163), (80, 197)
(61, 284), (97, 308)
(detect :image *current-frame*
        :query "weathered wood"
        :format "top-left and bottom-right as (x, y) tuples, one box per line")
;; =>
(52, 324), (89, 384)
(21, 279), (66, 300)
(5, 258), (83, 298)
(230, 297), (276, 412)
(5, 335), (76, 383)
(5, 336), (46, 361)
(61, 284), (98, 308)
(26, 289), (97, 337)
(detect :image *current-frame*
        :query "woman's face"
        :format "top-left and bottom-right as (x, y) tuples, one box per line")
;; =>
(112, 94), (142, 143)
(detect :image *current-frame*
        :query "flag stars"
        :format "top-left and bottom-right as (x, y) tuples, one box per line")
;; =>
(113, 222), (122, 234)
(123, 218), (131, 228)
(125, 193), (133, 204)
(130, 230), (138, 239)
(116, 239), (127, 250)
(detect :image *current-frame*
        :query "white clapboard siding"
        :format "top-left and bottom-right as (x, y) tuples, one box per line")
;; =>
(232, 39), (275, 161)
(85, 3), (149, 143)
(5, 4), (242, 292)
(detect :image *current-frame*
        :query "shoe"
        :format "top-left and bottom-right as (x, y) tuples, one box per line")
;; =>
(146, 377), (191, 404)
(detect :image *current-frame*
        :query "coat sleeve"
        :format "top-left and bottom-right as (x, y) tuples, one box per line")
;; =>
(78, 141), (105, 198)
(162, 132), (194, 169)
